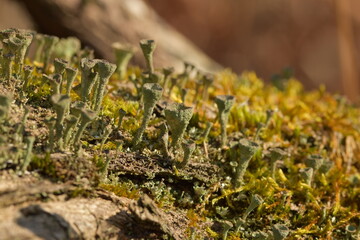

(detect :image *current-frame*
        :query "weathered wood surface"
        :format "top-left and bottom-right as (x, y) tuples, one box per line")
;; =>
(17, 0), (221, 72)
(0, 172), (188, 240)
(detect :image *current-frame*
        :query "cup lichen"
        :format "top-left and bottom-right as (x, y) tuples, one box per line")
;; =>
(164, 102), (193, 149)
(139, 39), (156, 73)
(232, 138), (259, 187)
(215, 95), (235, 147)
(112, 42), (136, 79)
(132, 83), (163, 147)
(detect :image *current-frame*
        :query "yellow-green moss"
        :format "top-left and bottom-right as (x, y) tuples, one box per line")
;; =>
(99, 182), (140, 200)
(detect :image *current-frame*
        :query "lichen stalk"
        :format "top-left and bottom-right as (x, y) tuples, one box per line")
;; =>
(63, 115), (79, 149)
(65, 67), (78, 95)
(42, 34), (59, 71)
(215, 95), (235, 147)
(164, 102), (193, 149)
(242, 194), (263, 219)
(112, 42), (135, 79)
(51, 94), (71, 149)
(132, 83), (163, 146)
(73, 108), (97, 150)
(80, 58), (98, 103)
(20, 136), (35, 172)
(233, 138), (259, 187)
(139, 39), (156, 73)
(93, 60), (116, 112)
(117, 108), (126, 130)
(22, 65), (33, 93)
(178, 141), (195, 168)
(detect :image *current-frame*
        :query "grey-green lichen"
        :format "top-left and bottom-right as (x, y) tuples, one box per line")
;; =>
(232, 138), (259, 187)
(139, 39), (156, 73)
(164, 102), (193, 150)
(132, 83), (162, 147)
(215, 95), (235, 147)
(51, 94), (71, 149)
(92, 59), (116, 112)
(112, 42), (136, 79)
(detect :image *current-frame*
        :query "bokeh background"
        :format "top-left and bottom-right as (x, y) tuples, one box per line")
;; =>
(1, 0), (360, 100)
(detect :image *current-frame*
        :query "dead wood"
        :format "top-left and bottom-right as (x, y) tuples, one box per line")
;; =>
(17, 0), (221, 72)
(0, 172), (189, 240)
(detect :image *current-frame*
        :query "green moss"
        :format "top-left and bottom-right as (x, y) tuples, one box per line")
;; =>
(101, 95), (139, 119)
(99, 181), (140, 200)
(67, 187), (92, 199)
(29, 155), (57, 179)
(93, 141), (117, 150)
(26, 73), (52, 103)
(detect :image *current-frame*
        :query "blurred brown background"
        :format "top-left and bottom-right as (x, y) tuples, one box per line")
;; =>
(1, 0), (360, 99)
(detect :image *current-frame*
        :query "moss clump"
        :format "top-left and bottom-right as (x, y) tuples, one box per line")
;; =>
(99, 181), (140, 200)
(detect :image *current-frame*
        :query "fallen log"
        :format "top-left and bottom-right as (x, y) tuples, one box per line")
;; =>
(17, 0), (221, 72)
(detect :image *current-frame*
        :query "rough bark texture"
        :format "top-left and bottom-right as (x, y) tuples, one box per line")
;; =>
(0, 172), (189, 240)
(17, 0), (221, 73)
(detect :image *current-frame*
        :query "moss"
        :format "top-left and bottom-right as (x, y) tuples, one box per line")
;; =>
(29, 155), (57, 179)
(99, 182), (140, 200)
(93, 141), (117, 150)
(67, 187), (92, 199)
(101, 95), (139, 119)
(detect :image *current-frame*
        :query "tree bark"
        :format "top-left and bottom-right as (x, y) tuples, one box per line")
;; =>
(17, 0), (221, 72)
(0, 172), (188, 240)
